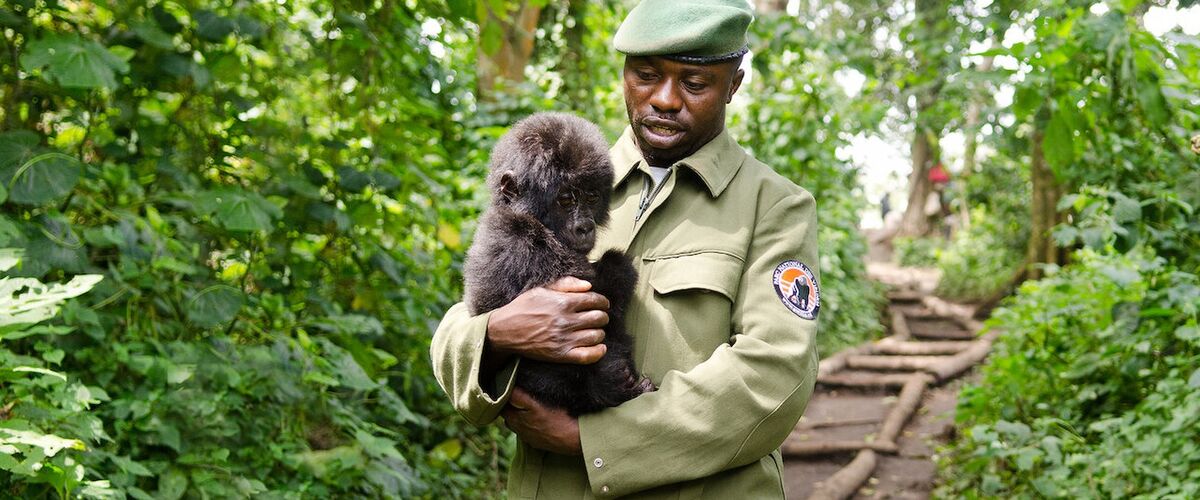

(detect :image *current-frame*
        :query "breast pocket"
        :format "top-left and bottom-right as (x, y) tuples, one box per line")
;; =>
(638, 251), (744, 373)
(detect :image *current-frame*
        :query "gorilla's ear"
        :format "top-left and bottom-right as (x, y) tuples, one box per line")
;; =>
(498, 171), (519, 204)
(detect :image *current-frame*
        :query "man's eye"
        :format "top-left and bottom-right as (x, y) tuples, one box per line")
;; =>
(684, 80), (706, 92)
(557, 194), (576, 207)
(636, 71), (656, 81)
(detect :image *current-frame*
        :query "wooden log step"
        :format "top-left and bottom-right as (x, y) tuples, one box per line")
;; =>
(782, 439), (898, 457)
(871, 338), (973, 355)
(927, 331), (1000, 381)
(886, 290), (924, 303)
(807, 449), (877, 500)
(797, 416), (884, 430)
(906, 323), (976, 340)
(817, 343), (874, 378)
(921, 295), (984, 332)
(845, 354), (949, 372)
(877, 375), (930, 443)
(890, 309), (911, 340)
(817, 371), (917, 388)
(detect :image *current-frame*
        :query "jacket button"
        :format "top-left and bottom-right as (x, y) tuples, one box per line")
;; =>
(601, 485), (610, 494)
(593, 457), (604, 468)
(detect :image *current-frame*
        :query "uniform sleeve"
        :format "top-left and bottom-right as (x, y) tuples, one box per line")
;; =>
(429, 302), (522, 427)
(577, 191), (820, 497)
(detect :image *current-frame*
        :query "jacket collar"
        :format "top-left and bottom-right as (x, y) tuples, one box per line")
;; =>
(611, 126), (745, 197)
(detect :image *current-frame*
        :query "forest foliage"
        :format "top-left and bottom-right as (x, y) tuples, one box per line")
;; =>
(2, 0), (1198, 497)
(922, 0), (1200, 497)
(0, 0), (882, 497)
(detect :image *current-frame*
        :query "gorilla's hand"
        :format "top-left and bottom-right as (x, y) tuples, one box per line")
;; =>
(486, 277), (610, 365)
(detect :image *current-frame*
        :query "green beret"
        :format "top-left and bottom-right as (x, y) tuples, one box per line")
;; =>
(613, 0), (753, 64)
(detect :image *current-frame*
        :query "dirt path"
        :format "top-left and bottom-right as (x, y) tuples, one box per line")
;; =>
(783, 262), (987, 500)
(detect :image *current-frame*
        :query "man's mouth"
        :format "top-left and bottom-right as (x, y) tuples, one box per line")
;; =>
(641, 118), (685, 142)
(646, 124), (681, 136)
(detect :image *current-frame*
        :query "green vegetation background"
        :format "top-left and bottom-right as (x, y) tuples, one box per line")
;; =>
(2, 0), (1199, 498)
(0, 1), (883, 497)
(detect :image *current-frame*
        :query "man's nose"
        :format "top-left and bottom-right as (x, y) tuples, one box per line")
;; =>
(648, 81), (682, 113)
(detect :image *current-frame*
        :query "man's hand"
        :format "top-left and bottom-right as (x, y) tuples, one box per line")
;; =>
(502, 388), (581, 456)
(486, 277), (610, 365)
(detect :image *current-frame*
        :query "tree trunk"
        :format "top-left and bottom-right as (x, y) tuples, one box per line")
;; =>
(976, 126), (1063, 315)
(897, 128), (938, 237)
(477, 1), (542, 98)
(895, 0), (949, 239)
(1025, 128), (1062, 280)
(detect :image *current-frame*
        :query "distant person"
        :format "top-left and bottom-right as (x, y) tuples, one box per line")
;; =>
(881, 192), (891, 220)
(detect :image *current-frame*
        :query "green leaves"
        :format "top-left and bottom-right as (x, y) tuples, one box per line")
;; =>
(1042, 107), (1075, 170)
(131, 21), (175, 50)
(185, 285), (244, 328)
(20, 35), (130, 89)
(6, 153), (82, 205)
(193, 190), (282, 233)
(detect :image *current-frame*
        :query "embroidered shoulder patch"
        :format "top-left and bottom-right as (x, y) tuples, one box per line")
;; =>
(772, 260), (820, 320)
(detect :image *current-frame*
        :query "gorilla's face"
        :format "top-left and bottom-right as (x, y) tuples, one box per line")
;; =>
(545, 185), (604, 254)
(622, 55), (744, 167)
(498, 170), (609, 255)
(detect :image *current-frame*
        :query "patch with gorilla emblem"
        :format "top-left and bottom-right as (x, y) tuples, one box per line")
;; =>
(772, 260), (820, 320)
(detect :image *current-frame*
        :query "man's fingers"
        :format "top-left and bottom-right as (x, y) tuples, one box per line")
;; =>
(572, 309), (609, 329)
(569, 328), (605, 348)
(564, 343), (607, 365)
(569, 291), (611, 312)
(509, 388), (535, 410)
(546, 276), (592, 293)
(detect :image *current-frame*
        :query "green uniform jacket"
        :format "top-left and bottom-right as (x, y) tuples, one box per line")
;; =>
(431, 127), (820, 498)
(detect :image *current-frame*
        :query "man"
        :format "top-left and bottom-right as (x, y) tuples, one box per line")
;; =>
(431, 0), (821, 497)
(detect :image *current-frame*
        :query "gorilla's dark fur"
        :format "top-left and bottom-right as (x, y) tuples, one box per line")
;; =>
(464, 112), (647, 416)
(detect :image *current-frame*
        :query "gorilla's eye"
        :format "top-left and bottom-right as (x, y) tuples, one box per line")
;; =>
(583, 191), (600, 205)
(557, 192), (576, 207)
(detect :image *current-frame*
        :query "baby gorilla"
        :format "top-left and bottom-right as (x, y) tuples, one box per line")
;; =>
(464, 112), (649, 416)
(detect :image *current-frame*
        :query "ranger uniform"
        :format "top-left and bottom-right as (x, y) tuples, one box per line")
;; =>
(432, 1), (820, 497)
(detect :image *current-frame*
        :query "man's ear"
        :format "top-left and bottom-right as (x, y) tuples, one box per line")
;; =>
(499, 171), (519, 203)
(728, 68), (745, 104)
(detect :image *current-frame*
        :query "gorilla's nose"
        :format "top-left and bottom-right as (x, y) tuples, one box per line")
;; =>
(575, 220), (596, 238)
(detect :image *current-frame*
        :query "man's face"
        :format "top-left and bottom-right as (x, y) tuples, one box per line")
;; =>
(622, 55), (745, 166)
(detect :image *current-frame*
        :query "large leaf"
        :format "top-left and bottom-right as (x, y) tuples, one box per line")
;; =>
(6, 152), (81, 205)
(131, 21), (175, 50)
(0, 274), (102, 327)
(20, 35), (130, 89)
(195, 10), (236, 42)
(194, 190), (282, 233)
(186, 285), (244, 328)
(0, 130), (39, 172)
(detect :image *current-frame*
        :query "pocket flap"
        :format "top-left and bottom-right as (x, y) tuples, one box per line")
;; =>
(647, 252), (743, 299)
